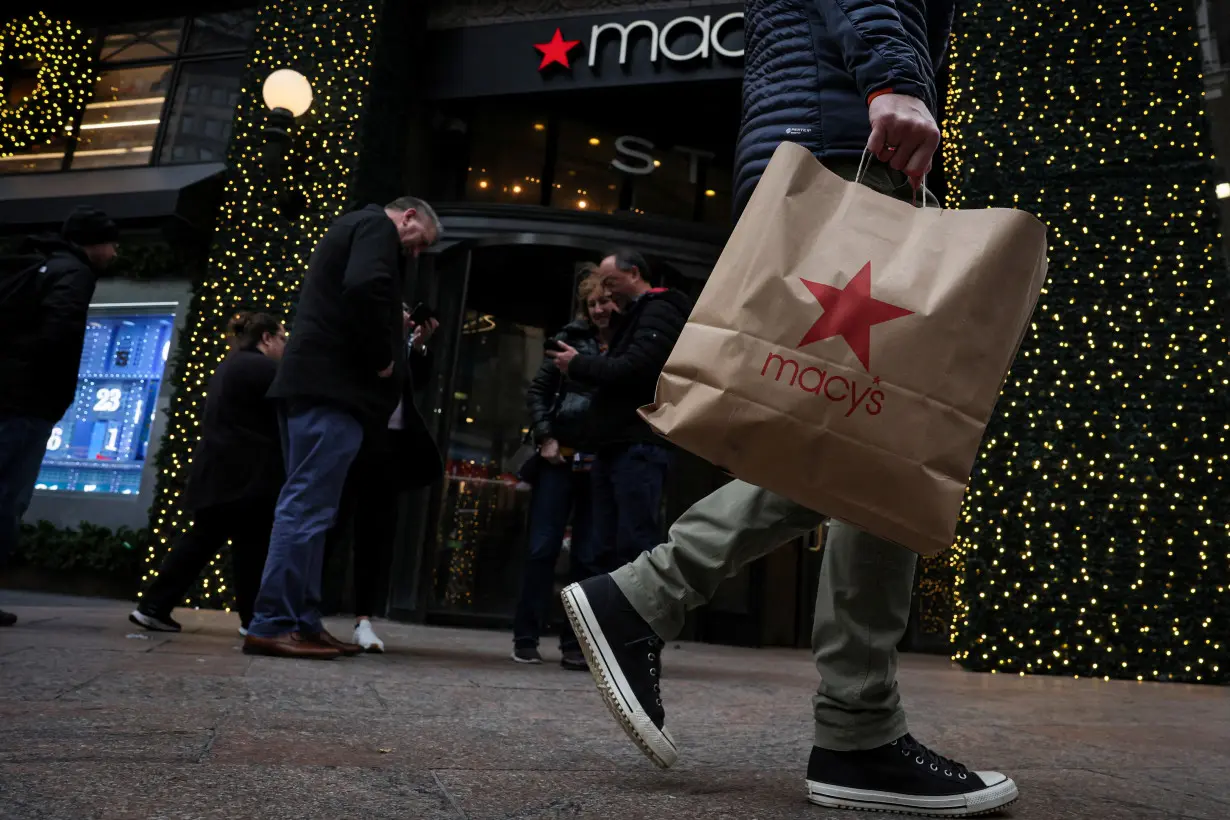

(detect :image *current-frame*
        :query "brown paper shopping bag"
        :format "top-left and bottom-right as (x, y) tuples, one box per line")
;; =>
(640, 142), (1048, 555)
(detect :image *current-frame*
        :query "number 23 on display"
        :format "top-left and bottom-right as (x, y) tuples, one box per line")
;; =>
(94, 387), (122, 413)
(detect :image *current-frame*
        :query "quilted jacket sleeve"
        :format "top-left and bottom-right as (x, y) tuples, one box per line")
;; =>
(816, 0), (937, 109)
(525, 354), (561, 443)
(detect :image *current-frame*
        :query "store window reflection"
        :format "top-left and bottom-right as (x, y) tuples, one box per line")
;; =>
(185, 13), (256, 54)
(465, 107), (547, 205)
(71, 66), (171, 169)
(554, 120), (621, 214)
(624, 143), (694, 221)
(0, 13), (254, 176)
(98, 19), (183, 62)
(431, 312), (542, 614)
(159, 58), (243, 164)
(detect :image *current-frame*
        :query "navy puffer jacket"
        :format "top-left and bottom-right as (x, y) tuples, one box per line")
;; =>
(734, 0), (956, 215)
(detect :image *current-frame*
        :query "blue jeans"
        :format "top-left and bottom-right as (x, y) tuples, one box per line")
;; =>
(248, 403), (364, 638)
(512, 459), (603, 650)
(591, 443), (672, 570)
(0, 415), (55, 567)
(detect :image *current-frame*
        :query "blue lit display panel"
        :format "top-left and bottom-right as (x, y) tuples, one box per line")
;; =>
(36, 313), (175, 495)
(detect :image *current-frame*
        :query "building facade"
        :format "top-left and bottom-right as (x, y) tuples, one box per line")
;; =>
(13, 0), (1151, 651)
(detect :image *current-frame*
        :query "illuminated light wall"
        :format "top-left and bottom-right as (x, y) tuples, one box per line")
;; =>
(945, 0), (1230, 683)
(0, 12), (95, 155)
(144, 1), (381, 611)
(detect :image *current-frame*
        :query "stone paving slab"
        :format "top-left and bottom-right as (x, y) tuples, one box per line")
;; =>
(0, 595), (1227, 820)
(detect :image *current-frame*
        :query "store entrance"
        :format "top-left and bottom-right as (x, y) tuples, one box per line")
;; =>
(382, 215), (829, 648)
(428, 242), (588, 623)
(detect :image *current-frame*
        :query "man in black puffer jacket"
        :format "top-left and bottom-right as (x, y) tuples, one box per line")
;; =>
(547, 249), (691, 570)
(561, 3), (1021, 817)
(0, 207), (118, 627)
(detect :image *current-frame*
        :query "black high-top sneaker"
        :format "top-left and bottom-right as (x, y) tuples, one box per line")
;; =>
(561, 575), (677, 768)
(806, 734), (1018, 817)
(128, 607), (182, 633)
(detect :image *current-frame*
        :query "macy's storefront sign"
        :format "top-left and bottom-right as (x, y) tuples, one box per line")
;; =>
(534, 12), (744, 71)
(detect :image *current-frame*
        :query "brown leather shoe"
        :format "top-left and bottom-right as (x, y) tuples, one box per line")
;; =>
(243, 631), (341, 660)
(307, 629), (363, 656)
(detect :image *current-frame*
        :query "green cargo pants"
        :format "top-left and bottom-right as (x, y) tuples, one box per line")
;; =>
(611, 157), (925, 752)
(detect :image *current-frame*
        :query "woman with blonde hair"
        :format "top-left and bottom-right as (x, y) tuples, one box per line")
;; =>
(513, 267), (617, 668)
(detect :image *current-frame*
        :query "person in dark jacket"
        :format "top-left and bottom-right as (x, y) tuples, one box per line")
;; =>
(0, 206), (118, 627)
(324, 302), (442, 653)
(547, 249), (691, 570)
(561, 2), (1020, 816)
(243, 196), (440, 660)
(129, 312), (287, 634)
(512, 269), (618, 669)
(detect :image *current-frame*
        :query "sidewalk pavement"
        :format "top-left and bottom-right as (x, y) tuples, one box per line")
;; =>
(1, 592), (1227, 820)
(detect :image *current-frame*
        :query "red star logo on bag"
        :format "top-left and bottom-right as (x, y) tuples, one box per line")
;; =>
(534, 28), (581, 70)
(798, 261), (913, 371)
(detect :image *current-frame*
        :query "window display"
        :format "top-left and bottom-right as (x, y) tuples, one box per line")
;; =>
(35, 312), (175, 495)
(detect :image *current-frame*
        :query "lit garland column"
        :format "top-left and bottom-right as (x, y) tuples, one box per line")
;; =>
(144, 1), (381, 611)
(945, 0), (1230, 683)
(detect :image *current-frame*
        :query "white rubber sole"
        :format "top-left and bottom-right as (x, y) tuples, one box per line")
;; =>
(806, 773), (1019, 817)
(510, 651), (542, 664)
(128, 610), (180, 633)
(562, 583), (678, 769)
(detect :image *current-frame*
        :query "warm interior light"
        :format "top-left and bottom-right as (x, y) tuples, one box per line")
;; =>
(588, 137), (600, 146)
(80, 119), (161, 131)
(653, 159), (661, 167)
(86, 96), (165, 110)
(705, 189), (717, 197)
(512, 184), (522, 194)
(1217, 182), (1230, 199)
(478, 180), (489, 189)
(533, 123), (545, 131)
(262, 68), (313, 116)
(577, 200), (588, 209)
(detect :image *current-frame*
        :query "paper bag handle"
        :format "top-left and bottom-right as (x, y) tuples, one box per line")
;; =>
(855, 149), (929, 209)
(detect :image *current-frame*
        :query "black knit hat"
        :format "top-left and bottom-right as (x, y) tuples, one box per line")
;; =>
(62, 206), (119, 246)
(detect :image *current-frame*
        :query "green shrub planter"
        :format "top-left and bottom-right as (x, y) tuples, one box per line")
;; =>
(2, 521), (145, 600)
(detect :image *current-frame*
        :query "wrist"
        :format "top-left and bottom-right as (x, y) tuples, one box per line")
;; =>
(867, 88), (893, 105)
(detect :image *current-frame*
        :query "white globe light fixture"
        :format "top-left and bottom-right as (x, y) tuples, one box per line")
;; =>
(261, 68), (313, 168)
(262, 68), (313, 117)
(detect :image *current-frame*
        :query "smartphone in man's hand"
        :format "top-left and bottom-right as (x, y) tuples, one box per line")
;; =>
(409, 303), (436, 326)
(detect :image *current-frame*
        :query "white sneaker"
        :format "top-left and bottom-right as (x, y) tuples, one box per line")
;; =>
(353, 620), (385, 653)
(238, 626), (249, 637)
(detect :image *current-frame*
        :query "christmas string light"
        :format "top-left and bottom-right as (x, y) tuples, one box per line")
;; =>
(0, 12), (94, 156)
(944, 0), (1229, 684)
(143, 1), (380, 611)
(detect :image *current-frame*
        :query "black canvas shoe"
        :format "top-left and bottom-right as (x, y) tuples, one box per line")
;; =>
(0, 609), (16, 627)
(128, 608), (182, 633)
(806, 734), (1018, 817)
(560, 649), (588, 671)
(511, 645), (544, 664)
(561, 575), (677, 768)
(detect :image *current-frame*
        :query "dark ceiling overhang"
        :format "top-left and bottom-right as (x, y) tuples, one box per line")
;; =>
(4, 1), (256, 26)
(0, 163), (227, 235)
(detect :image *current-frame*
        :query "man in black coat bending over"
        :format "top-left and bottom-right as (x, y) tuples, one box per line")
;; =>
(547, 249), (691, 570)
(243, 197), (440, 660)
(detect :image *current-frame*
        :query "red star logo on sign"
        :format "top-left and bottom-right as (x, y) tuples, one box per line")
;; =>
(534, 28), (581, 71)
(798, 261), (913, 371)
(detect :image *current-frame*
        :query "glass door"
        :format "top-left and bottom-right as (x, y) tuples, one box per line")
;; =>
(416, 243), (585, 625)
